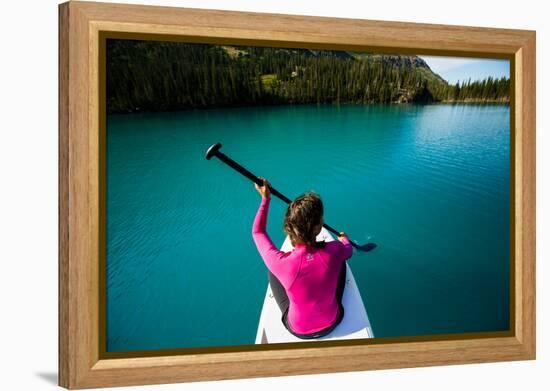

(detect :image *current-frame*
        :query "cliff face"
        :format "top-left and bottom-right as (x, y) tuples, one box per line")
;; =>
(358, 54), (430, 68)
(106, 40), (508, 114)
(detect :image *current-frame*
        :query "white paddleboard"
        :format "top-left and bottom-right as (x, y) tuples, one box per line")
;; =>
(255, 228), (374, 344)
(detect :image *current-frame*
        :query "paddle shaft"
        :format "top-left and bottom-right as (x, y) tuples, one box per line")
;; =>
(211, 149), (358, 248)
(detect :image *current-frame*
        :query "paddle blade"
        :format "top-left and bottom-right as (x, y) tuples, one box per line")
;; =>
(351, 242), (377, 252)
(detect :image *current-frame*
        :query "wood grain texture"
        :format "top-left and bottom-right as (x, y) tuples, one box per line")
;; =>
(58, 3), (70, 387)
(517, 33), (536, 355)
(73, 0), (530, 55)
(58, 1), (536, 388)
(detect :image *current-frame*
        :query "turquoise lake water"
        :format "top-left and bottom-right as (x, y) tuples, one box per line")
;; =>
(106, 104), (510, 352)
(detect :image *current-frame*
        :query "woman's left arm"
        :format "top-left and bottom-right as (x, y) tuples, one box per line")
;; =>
(252, 197), (278, 252)
(251, 180), (288, 274)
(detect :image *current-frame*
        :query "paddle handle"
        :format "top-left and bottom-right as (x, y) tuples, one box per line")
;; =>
(209, 145), (359, 248)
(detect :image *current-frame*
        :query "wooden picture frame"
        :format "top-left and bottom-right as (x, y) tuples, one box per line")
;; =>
(58, 1), (536, 388)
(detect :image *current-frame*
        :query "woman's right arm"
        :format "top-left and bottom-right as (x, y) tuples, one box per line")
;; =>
(337, 233), (353, 260)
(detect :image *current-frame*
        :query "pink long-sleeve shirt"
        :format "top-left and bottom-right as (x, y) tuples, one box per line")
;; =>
(252, 197), (353, 335)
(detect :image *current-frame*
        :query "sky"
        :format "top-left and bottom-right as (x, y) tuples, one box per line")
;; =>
(420, 56), (510, 84)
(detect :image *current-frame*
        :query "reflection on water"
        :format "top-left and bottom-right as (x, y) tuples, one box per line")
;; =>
(106, 104), (510, 352)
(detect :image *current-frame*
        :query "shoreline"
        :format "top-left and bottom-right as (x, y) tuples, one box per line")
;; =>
(107, 100), (510, 116)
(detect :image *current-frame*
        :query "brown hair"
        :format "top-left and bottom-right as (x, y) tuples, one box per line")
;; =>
(284, 192), (324, 247)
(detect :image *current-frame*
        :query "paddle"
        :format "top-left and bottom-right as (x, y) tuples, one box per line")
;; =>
(205, 142), (377, 252)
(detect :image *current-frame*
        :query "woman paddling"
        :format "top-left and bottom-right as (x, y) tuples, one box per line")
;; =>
(252, 178), (353, 339)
